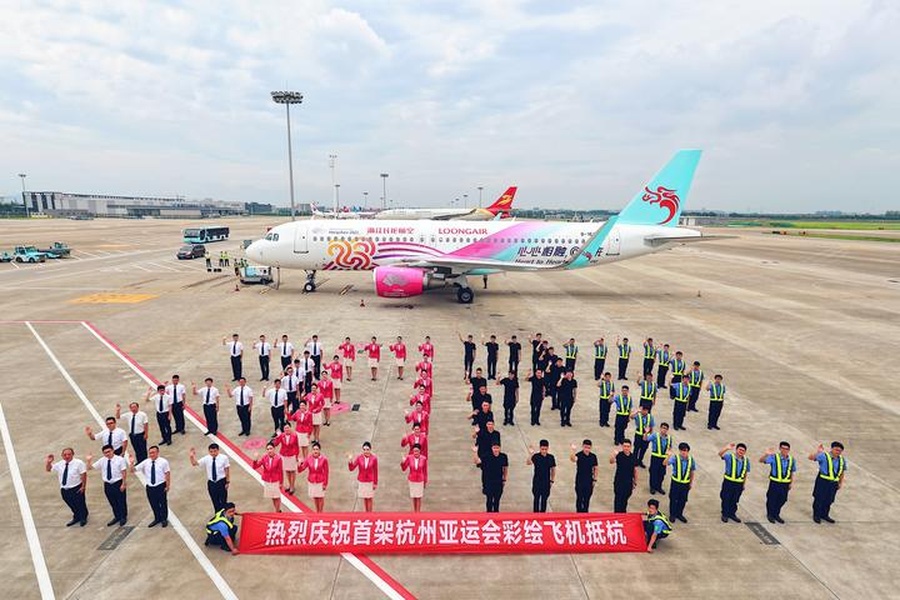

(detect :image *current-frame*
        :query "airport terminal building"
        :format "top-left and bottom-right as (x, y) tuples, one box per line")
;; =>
(23, 191), (246, 218)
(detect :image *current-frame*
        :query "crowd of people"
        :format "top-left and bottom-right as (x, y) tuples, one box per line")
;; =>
(45, 331), (847, 554)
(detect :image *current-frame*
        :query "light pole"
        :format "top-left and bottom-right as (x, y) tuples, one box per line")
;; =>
(18, 173), (28, 217)
(335, 183), (340, 209)
(380, 173), (389, 210)
(328, 153), (338, 213)
(271, 90), (304, 221)
(363, 191), (368, 208)
(463, 193), (468, 208)
(477, 185), (483, 208)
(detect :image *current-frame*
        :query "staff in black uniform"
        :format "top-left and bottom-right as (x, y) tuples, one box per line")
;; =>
(484, 335), (500, 380)
(527, 440), (556, 512)
(506, 335), (522, 376)
(458, 333), (477, 381)
(611, 441), (638, 513)
(570, 440), (598, 513)
(526, 369), (546, 426)
(557, 370), (578, 427)
(474, 443), (508, 512)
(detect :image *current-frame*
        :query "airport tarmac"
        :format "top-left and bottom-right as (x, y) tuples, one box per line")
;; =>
(0, 216), (897, 600)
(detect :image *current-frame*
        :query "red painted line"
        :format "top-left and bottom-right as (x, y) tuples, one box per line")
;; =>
(82, 321), (417, 600)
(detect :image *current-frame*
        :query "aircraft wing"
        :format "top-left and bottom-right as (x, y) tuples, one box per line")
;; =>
(387, 255), (569, 272)
(644, 234), (735, 247)
(431, 209), (477, 221)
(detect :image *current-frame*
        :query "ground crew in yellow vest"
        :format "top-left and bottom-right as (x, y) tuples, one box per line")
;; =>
(642, 337), (656, 379)
(597, 372), (614, 428)
(205, 502), (239, 554)
(706, 374), (726, 430)
(646, 423), (672, 494)
(632, 406), (654, 467)
(687, 361), (704, 412)
(655, 343), (671, 389)
(564, 338), (578, 372)
(218, 250), (226, 267)
(670, 351), (686, 386)
(616, 336), (631, 381)
(808, 441), (846, 524)
(639, 372), (657, 412)
(593, 338), (608, 381)
(670, 375), (691, 431)
(760, 441), (797, 524)
(612, 386), (633, 445)
(645, 498), (672, 552)
(718, 442), (750, 523)
(667, 442), (696, 523)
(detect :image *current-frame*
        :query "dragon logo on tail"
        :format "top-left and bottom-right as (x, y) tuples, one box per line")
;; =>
(642, 186), (680, 224)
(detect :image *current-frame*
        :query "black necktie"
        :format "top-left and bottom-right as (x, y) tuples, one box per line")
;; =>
(240, 388), (245, 406)
(130, 414), (136, 435)
(211, 456), (218, 482)
(158, 395), (164, 413)
(206, 388), (211, 404)
(106, 458), (112, 481)
(108, 431), (113, 447)
(62, 462), (69, 486)
(150, 460), (157, 485)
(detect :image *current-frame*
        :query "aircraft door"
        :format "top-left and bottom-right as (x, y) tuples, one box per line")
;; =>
(605, 227), (621, 256)
(293, 224), (309, 253)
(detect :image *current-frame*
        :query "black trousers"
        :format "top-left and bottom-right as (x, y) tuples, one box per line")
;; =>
(673, 402), (687, 429)
(487, 354), (498, 379)
(259, 356), (270, 380)
(230, 356), (242, 380)
(599, 398), (611, 426)
(312, 355), (322, 379)
(594, 358), (605, 380)
(766, 481), (790, 519)
(575, 484), (593, 513)
(156, 412), (172, 444)
(236, 404), (252, 435)
(642, 358), (655, 377)
(61, 486), (88, 521)
(614, 414), (629, 444)
(303, 373), (313, 394)
(172, 401), (185, 434)
(649, 456), (666, 492)
(287, 391), (299, 413)
(565, 358), (576, 372)
(613, 483), (632, 513)
(281, 356), (292, 370)
(508, 358), (519, 376)
(146, 484), (168, 523)
(548, 386), (559, 410)
(708, 401), (724, 428)
(203, 404), (218, 434)
(669, 480), (690, 519)
(634, 435), (649, 464)
(207, 479), (228, 511)
(617, 358), (628, 380)
(656, 365), (669, 388)
(533, 486), (550, 512)
(644, 521), (668, 546)
(130, 433), (148, 463)
(813, 477), (839, 519)
(720, 479), (744, 518)
(271, 405), (285, 432)
(530, 396), (543, 425)
(503, 403), (516, 426)
(559, 398), (573, 426)
(484, 485), (503, 512)
(688, 386), (701, 411)
(104, 480), (128, 521)
(464, 356), (474, 379)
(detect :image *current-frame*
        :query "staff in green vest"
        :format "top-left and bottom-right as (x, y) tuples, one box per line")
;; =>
(205, 502), (239, 554)
(644, 498), (672, 552)
(718, 442), (750, 523)
(808, 441), (846, 524)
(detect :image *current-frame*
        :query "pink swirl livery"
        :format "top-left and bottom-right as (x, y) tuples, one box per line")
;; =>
(642, 186), (680, 224)
(326, 239), (376, 270)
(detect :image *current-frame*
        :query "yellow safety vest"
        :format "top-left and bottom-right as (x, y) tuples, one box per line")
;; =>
(672, 359), (685, 376)
(598, 381), (613, 400)
(565, 345), (578, 359)
(205, 509), (235, 536)
(673, 384), (690, 403)
(647, 512), (672, 535)
(595, 344), (607, 359)
(672, 455), (694, 484)
(650, 434), (672, 458)
(614, 394), (632, 416)
(640, 381), (656, 401)
(710, 383), (725, 401)
(688, 370), (703, 388)
(819, 454), (846, 482)
(656, 351), (670, 367)
(618, 345), (630, 359)
(643, 344), (655, 359)
(634, 413), (652, 435)
(723, 453), (748, 483)
(769, 455), (794, 483)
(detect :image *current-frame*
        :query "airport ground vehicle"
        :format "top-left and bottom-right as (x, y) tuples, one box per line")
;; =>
(239, 264), (273, 284)
(14, 246), (47, 263)
(177, 244), (206, 260)
(183, 226), (230, 244)
(0, 251), (12, 263)
(38, 241), (71, 257)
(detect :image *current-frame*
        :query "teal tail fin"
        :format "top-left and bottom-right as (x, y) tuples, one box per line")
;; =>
(615, 149), (702, 226)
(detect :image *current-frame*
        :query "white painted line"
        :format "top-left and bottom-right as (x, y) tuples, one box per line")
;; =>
(83, 322), (410, 600)
(27, 322), (239, 600)
(133, 264), (152, 272)
(11, 261), (21, 269)
(146, 262), (179, 272)
(0, 400), (55, 599)
(76, 251), (101, 258)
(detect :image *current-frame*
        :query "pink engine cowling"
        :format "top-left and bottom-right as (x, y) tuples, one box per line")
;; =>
(373, 266), (426, 298)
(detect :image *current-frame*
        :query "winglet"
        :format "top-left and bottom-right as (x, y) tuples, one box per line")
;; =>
(615, 150), (702, 227)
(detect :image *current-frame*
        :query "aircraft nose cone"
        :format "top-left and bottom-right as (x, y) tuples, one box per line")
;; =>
(246, 241), (263, 262)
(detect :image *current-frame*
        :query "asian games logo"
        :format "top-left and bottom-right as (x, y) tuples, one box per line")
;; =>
(327, 238), (376, 270)
(642, 186), (680, 224)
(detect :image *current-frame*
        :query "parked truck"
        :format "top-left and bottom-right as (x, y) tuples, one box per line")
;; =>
(39, 241), (72, 258)
(13, 246), (47, 263)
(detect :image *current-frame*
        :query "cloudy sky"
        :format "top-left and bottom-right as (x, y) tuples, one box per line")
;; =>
(2, 0), (898, 213)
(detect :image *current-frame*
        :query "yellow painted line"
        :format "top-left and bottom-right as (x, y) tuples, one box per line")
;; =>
(69, 293), (157, 304)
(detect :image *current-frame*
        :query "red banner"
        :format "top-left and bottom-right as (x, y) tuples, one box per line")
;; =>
(238, 512), (646, 554)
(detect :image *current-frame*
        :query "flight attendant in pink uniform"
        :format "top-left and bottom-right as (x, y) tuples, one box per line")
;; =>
(347, 442), (378, 512)
(401, 444), (428, 513)
(252, 442), (284, 512)
(389, 336), (408, 380)
(298, 442), (329, 512)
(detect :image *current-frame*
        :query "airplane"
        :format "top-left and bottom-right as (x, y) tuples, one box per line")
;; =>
(310, 203), (377, 219)
(245, 150), (712, 304)
(374, 186), (517, 221)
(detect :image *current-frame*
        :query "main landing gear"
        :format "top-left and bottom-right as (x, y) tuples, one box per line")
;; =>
(453, 275), (474, 304)
(304, 270), (317, 293)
